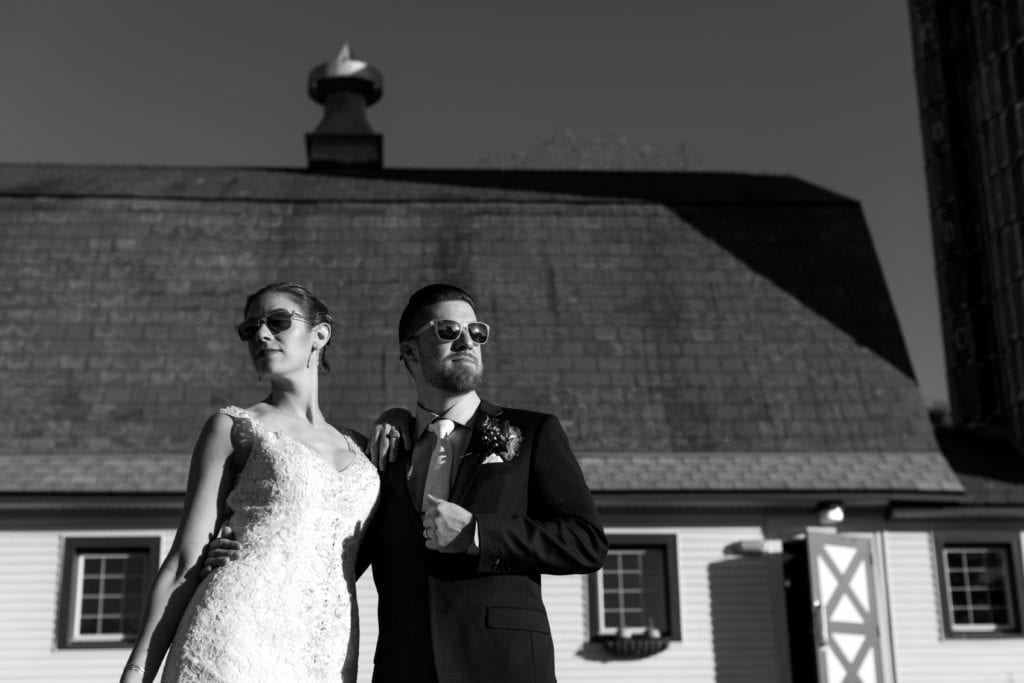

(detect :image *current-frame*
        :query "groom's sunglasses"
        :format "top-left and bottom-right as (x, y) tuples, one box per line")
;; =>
(236, 309), (313, 342)
(407, 319), (490, 345)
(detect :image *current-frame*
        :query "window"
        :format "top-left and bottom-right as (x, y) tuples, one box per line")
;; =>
(588, 534), (680, 640)
(934, 532), (1024, 638)
(58, 537), (160, 648)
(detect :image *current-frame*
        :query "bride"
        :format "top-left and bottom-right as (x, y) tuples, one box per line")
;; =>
(121, 283), (380, 682)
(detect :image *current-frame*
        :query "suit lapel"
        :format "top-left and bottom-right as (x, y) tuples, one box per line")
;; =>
(387, 447), (423, 525)
(450, 399), (503, 505)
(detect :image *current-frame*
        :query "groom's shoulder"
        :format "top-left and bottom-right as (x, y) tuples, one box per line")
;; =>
(482, 401), (559, 428)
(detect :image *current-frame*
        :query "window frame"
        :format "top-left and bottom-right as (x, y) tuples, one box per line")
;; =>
(588, 533), (681, 641)
(58, 536), (160, 649)
(933, 531), (1024, 639)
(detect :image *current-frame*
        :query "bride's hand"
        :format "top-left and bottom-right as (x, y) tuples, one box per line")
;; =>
(370, 407), (413, 471)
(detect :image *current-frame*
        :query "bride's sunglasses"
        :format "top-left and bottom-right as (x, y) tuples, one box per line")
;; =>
(236, 309), (313, 342)
(407, 319), (490, 345)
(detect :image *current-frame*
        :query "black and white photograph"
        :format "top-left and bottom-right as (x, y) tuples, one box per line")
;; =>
(2, 2), (1024, 681)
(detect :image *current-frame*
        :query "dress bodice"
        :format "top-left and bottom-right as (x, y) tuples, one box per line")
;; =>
(222, 406), (377, 568)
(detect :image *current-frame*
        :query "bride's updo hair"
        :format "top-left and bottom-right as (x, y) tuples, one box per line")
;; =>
(243, 282), (335, 372)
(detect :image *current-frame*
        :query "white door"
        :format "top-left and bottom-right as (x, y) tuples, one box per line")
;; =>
(807, 532), (883, 683)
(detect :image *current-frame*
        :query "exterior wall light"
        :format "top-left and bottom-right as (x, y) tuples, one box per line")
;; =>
(817, 501), (845, 525)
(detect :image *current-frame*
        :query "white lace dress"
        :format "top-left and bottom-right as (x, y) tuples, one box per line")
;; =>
(162, 406), (380, 682)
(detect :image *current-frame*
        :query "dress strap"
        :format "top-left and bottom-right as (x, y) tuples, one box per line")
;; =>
(219, 405), (252, 422)
(218, 406), (257, 453)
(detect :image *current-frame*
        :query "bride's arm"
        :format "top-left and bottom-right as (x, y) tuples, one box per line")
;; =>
(121, 413), (236, 682)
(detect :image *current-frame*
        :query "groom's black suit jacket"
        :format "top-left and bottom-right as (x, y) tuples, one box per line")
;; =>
(357, 399), (608, 683)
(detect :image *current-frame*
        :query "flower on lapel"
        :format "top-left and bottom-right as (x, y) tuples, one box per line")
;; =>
(478, 415), (522, 462)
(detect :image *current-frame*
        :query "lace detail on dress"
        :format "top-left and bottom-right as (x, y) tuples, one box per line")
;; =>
(162, 406), (380, 682)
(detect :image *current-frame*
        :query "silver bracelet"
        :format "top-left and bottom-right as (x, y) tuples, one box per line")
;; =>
(124, 663), (146, 675)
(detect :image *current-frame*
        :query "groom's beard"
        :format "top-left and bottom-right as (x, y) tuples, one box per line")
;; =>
(423, 353), (483, 393)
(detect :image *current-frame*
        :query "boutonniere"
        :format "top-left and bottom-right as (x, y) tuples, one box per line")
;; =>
(478, 415), (523, 462)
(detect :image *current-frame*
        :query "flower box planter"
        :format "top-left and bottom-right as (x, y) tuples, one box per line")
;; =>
(595, 635), (669, 658)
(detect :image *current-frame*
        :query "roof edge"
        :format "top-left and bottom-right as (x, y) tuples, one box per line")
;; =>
(0, 162), (856, 205)
(593, 490), (963, 509)
(889, 504), (1024, 519)
(0, 493), (181, 512)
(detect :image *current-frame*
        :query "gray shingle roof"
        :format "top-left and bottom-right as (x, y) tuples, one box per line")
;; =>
(583, 451), (963, 494)
(0, 451), (964, 497)
(0, 454), (188, 493)
(0, 163), (957, 497)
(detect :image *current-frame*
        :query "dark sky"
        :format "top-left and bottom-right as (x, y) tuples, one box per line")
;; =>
(0, 1), (945, 403)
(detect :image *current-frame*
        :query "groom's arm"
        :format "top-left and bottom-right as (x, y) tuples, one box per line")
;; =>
(473, 413), (608, 575)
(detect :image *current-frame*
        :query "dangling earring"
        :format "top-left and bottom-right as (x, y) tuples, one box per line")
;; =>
(307, 346), (316, 369)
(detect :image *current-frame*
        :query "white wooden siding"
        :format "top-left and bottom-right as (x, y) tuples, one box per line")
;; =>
(2, 524), (790, 682)
(883, 530), (1024, 683)
(550, 525), (788, 683)
(354, 570), (378, 682)
(0, 527), (380, 683)
(0, 528), (175, 682)
(26, 522), (1024, 683)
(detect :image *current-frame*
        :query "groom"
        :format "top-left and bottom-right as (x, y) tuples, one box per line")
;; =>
(359, 282), (607, 683)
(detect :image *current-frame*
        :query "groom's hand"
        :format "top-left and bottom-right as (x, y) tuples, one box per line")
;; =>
(423, 495), (478, 554)
(200, 525), (241, 577)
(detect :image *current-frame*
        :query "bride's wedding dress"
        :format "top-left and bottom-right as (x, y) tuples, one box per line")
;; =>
(162, 406), (379, 682)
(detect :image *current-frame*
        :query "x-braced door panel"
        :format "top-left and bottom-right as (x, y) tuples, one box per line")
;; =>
(807, 532), (882, 683)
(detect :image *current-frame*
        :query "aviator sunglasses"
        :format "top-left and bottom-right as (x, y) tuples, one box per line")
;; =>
(236, 309), (314, 342)
(407, 319), (490, 345)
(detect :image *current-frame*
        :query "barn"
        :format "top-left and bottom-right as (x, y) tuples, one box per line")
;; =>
(1, 161), (1022, 682)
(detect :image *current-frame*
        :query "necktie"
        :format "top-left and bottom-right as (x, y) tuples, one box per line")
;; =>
(421, 418), (456, 510)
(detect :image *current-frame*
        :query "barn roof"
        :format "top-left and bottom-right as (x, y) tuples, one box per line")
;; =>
(0, 450), (963, 497)
(0, 163), (962, 500)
